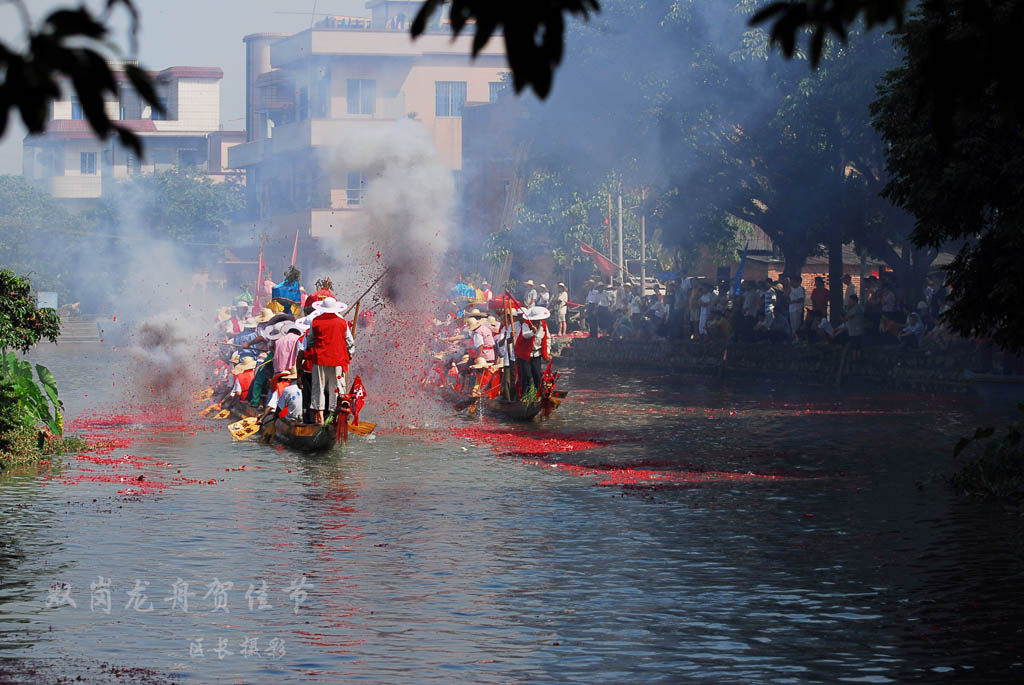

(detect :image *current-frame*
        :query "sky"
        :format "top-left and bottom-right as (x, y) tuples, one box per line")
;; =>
(0, 0), (368, 173)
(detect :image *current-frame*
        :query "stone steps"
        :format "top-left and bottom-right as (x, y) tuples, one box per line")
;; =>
(58, 319), (101, 344)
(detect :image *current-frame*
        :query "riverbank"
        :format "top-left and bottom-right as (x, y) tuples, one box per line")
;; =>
(0, 425), (87, 470)
(555, 337), (976, 394)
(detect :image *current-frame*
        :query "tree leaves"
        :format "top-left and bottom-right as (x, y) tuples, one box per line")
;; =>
(749, 0), (906, 67)
(0, 0), (161, 156)
(412, 0), (600, 99)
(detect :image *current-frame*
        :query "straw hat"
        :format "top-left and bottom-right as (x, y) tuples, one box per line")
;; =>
(557, 282), (566, 288)
(241, 316), (260, 329)
(465, 308), (486, 319)
(229, 352), (240, 363)
(312, 296), (347, 313)
(524, 279), (535, 286)
(255, 308), (274, 323)
(233, 357), (257, 374)
(468, 318), (484, 331)
(470, 356), (492, 370)
(523, 306), (551, 321)
(487, 315), (501, 331)
(280, 367), (298, 380)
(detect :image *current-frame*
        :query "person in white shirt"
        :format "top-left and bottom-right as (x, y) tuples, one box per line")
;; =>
(538, 284), (550, 307)
(788, 278), (806, 342)
(842, 274), (857, 314)
(480, 281), (493, 303)
(596, 284), (614, 334)
(522, 280), (538, 308)
(553, 283), (569, 336)
(698, 284), (713, 336)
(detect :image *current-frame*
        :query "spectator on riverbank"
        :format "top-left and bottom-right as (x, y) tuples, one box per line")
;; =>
(538, 284), (550, 307)
(553, 283), (569, 337)
(845, 294), (866, 347)
(899, 312), (925, 349)
(698, 284), (713, 337)
(842, 274), (857, 313)
(688, 283), (702, 339)
(788, 277), (805, 343)
(810, 277), (829, 318)
(597, 284), (614, 334)
(523, 280), (538, 308)
(585, 281), (600, 337)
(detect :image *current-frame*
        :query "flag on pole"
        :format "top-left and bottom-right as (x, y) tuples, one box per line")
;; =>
(290, 229), (299, 267)
(579, 240), (619, 278)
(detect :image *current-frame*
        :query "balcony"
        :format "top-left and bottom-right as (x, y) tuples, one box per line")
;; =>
(271, 208), (363, 239)
(228, 115), (404, 167)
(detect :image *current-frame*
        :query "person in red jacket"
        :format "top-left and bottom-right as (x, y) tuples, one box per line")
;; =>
(513, 306), (550, 397)
(306, 297), (355, 423)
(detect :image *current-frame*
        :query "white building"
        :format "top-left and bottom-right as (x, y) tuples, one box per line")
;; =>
(228, 0), (508, 243)
(22, 64), (243, 206)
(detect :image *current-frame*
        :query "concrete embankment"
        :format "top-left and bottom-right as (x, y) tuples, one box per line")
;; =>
(554, 337), (973, 394)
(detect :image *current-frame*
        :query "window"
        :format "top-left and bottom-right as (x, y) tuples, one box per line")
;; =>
(435, 81), (467, 116)
(80, 152), (97, 175)
(151, 97), (168, 121)
(346, 171), (365, 206)
(154, 149), (173, 168)
(119, 105), (126, 121)
(70, 97), (83, 120)
(346, 79), (376, 115)
(489, 81), (509, 103)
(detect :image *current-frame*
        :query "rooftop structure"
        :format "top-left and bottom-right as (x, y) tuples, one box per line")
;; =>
(228, 0), (508, 244)
(22, 63), (242, 206)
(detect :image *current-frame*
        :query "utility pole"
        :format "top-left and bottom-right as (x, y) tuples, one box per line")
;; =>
(617, 185), (624, 287)
(640, 187), (647, 295)
(606, 192), (613, 287)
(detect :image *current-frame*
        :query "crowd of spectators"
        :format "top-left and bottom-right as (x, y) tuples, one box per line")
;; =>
(582, 273), (957, 351)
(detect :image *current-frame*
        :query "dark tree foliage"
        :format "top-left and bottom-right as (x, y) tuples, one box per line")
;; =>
(0, 0), (162, 156)
(411, 0), (600, 98)
(872, 4), (1024, 352)
(749, 0), (907, 66)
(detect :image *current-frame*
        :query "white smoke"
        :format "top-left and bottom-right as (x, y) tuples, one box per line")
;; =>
(315, 118), (455, 425)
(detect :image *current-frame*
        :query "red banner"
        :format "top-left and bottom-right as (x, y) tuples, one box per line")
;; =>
(350, 376), (366, 425)
(579, 240), (617, 277)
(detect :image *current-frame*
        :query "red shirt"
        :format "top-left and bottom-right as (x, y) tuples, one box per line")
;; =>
(810, 287), (829, 312)
(310, 312), (352, 370)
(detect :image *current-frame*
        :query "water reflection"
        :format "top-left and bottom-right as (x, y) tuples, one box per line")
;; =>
(0, 345), (1021, 681)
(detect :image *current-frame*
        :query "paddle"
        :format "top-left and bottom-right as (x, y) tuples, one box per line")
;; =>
(348, 420), (375, 436)
(228, 416), (260, 441)
(193, 386), (214, 402)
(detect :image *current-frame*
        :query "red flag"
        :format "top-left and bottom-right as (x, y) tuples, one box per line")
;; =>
(488, 292), (522, 311)
(350, 375), (366, 425)
(579, 240), (618, 277)
(290, 229), (299, 267)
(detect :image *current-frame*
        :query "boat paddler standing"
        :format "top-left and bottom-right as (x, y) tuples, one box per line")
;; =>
(514, 306), (550, 397)
(305, 297), (355, 424)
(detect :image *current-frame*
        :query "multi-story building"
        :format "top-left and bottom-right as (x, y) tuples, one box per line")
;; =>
(22, 63), (242, 207)
(228, 0), (508, 247)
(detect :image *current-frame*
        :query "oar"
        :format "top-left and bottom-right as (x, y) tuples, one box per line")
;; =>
(228, 416), (260, 441)
(348, 420), (376, 436)
(192, 386), (215, 402)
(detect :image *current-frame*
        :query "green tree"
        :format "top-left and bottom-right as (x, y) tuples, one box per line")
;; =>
(0, 269), (61, 355)
(95, 167), (244, 245)
(872, 3), (1024, 351)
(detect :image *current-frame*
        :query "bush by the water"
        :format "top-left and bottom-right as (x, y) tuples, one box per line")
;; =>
(952, 404), (1024, 503)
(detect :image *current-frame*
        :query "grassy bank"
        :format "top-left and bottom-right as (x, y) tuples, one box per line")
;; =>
(0, 426), (87, 470)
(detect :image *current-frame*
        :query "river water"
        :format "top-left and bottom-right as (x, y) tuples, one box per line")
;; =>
(1, 345), (1022, 683)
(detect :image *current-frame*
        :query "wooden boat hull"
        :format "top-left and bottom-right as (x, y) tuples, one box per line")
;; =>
(258, 418), (337, 452)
